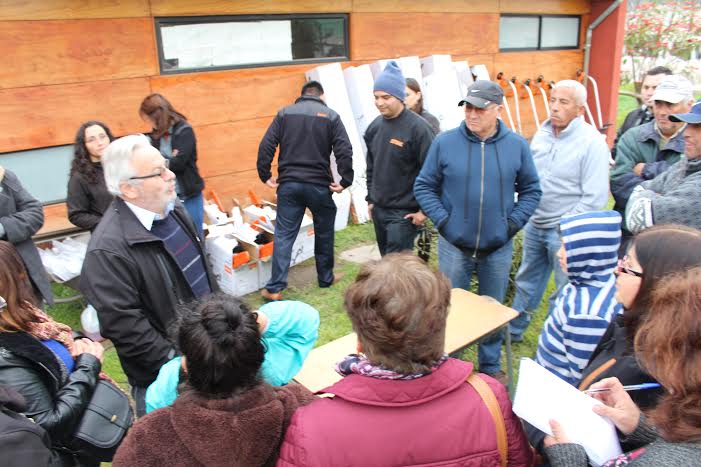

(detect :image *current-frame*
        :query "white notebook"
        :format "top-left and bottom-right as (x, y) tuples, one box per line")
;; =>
(512, 358), (623, 466)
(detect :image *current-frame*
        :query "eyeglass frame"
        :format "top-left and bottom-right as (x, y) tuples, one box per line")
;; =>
(616, 256), (643, 278)
(128, 159), (171, 181)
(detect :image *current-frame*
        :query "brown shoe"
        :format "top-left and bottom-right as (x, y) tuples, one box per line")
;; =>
(260, 289), (283, 301)
(320, 272), (345, 288)
(484, 370), (509, 386)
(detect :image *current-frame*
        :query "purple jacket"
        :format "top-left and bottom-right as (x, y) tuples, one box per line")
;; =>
(277, 358), (534, 466)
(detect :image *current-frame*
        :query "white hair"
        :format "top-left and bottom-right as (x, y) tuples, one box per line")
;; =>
(553, 80), (587, 106)
(102, 134), (151, 196)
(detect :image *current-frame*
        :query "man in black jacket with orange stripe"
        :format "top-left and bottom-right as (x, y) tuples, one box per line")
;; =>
(365, 61), (435, 256)
(257, 81), (354, 301)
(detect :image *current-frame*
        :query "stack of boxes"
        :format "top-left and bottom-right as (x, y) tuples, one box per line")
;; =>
(204, 200), (315, 297)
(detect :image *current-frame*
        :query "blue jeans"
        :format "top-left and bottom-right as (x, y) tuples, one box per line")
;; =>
(372, 206), (419, 256)
(438, 236), (514, 374)
(509, 222), (568, 337)
(182, 191), (204, 237)
(266, 182), (336, 293)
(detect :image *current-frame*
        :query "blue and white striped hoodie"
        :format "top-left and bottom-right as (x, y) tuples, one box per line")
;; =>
(536, 210), (623, 385)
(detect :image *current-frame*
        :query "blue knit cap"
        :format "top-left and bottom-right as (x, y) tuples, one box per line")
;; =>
(374, 61), (406, 101)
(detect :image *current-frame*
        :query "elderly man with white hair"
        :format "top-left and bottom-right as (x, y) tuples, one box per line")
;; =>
(80, 134), (216, 416)
(509, 80), (610, 343)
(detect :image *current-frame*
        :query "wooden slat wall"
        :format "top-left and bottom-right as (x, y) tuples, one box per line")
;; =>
(1, 0), (150, 20)
(0, 78), (152, 153)
(149, 0), (352, 16)
(0, 0), (590, 224)
(0, 18), (157, 89)
(350, 13), (500, 60)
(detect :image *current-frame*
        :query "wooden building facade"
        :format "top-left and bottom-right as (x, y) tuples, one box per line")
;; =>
(0, 0), (626, 233)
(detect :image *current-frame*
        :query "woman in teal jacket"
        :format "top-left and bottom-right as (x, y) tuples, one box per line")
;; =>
(145, 300), (319, 413)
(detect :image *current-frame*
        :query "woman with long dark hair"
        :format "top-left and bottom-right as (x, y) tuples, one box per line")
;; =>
(67, 120), (115, 231)
(577, 224), (701, 409)
(139, 94), (205, 235)
(405, 77), (440, 135)
(0, 241), (105, 466)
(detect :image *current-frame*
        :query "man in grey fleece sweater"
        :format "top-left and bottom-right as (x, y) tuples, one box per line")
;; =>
(509, 80), (610, 341)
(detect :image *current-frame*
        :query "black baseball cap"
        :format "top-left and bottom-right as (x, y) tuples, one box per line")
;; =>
(458, 80), (504, 109)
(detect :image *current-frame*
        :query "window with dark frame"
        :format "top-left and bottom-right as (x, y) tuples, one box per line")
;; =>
(155, 14), (349, 74)
(499, 15), (581, 52)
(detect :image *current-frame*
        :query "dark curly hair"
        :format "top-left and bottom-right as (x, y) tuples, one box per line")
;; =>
(175, 293), (265, 398)
(70, 121), (115, 184)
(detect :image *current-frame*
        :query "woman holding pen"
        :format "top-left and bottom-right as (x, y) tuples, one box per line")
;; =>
(577, 225), (701, 409)
(544, 266), (701, 465)
(527, 225), (701, 458)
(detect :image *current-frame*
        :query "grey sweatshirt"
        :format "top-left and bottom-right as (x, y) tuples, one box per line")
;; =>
(529, 116), (610, 228)
(545, 416), (701, 466)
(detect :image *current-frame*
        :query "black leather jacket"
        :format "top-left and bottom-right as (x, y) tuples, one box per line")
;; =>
(0, 331), (101, 466)
(80, 198), (217, 388)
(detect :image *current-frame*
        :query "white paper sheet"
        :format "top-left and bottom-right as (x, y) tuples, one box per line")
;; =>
(513, 358), (622, 466)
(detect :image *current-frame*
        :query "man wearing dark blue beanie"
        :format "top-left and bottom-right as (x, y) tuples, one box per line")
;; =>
(365, 61), (435, 256)
(373, 61), (406, 101)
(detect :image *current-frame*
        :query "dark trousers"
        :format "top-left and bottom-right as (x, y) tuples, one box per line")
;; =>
(266, 182), (337, 293)
(131, 385), (147, 418)
(372, 205), (418, 256)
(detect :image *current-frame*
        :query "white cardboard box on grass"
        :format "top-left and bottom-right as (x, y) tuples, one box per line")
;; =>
(205, 234), (260, 297)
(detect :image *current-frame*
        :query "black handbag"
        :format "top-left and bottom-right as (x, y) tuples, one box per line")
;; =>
(70, 380), (133, 462)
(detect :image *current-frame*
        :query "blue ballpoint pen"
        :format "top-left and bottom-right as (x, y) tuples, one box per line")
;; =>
(585, 383), (661, 394)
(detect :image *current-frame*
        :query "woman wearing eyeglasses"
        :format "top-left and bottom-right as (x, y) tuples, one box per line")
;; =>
(577, 225), (701, 413)
(67, 121), (115, 231)
(139, 94), (205, 236)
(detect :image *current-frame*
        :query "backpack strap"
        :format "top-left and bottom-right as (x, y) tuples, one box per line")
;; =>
(578, 358), (617, 391)
(467, 373), (507, 467)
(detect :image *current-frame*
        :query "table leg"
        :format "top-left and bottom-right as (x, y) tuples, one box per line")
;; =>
(505, 325), (514, 397)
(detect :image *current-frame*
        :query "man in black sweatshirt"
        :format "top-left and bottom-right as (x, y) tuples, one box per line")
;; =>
(257, 81), (354, 301)
(365, 61), (435, 256)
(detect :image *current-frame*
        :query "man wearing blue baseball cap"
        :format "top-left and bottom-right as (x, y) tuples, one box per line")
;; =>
(627, 99), (701, 233)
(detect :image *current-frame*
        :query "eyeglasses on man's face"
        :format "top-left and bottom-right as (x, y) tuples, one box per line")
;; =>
(129, 159), (171, 181)
(616, 256), (643, 278)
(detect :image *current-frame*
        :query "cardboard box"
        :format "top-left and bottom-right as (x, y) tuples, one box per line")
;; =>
(205, 234), (260, 297)
(258, 258), (273, 290)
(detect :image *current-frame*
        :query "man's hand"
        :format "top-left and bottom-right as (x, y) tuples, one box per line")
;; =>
(404, 211), (427, 226)
(368, 203), (373, 221)
(633, 163), (646, 177)
(265, 177), (278, 189)
(590, 377), (642, 435)
(329, 182), (344, 193)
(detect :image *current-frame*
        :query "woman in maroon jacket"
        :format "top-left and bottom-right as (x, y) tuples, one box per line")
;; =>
(277, 253), (534, 467)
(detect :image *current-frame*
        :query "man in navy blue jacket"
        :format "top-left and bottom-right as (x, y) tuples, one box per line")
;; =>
(414, 81), (541, 383)
(257, 81), (354, 301)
